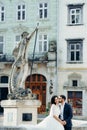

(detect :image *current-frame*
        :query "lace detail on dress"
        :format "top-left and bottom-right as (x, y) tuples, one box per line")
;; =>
(49, 104), (60, 117)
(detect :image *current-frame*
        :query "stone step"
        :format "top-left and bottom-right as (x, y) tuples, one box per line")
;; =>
(73, 126), (87, 130)
(0, 128), (24, 130)
(0, 126), (86, 130)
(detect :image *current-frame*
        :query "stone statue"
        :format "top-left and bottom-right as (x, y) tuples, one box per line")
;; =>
(8, 27), (38, 99)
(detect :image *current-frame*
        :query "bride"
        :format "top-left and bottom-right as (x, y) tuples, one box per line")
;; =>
(20, 95), (64, 130)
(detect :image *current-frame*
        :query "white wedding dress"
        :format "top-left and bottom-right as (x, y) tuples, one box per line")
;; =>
(20, 104), (64, 130)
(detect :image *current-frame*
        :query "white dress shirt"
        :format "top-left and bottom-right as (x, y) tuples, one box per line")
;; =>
(59, 102), (65, 120)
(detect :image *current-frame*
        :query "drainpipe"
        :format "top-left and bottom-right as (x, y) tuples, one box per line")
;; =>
(56, 0), (59, 95)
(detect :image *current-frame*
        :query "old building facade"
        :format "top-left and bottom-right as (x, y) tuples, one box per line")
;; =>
(0, 0), (87, 117)
(58, 0), (87, 117)
(0, 0), (57, 114)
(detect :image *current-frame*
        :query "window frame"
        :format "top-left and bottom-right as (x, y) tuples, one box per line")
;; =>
(0, 5), (5, 22)
(0, 76), (8, 83)
(72, 80), (78, 87)
(15, 35), (21, 44)
(38, 34), (48, 53)
(0, 35), (4, 54)
(67, 39), (83, 63)
(16, 3), (26, 21)
(38, 2), (48, 19)
(68, 4), (83, 25)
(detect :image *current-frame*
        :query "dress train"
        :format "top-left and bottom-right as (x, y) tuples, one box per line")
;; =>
(20, 115), (64, 130)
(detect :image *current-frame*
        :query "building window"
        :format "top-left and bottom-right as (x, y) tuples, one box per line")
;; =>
(0, 36), (4, 54)
(0, 6), (5, 22)
(38, 34), (48, 52)
(72, 80), (78, 87)
(67, 39), (83, 63)
(68, 4), (83, 25)
(15, 35), (21, 44)
(67, 72), (81, 87)
(17, 4), (26, 21)
(39, 3), (48, 19)
(1, 76), (8, 83)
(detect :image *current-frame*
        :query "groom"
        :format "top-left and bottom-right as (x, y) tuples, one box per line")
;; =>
(58, 95), (73, 130)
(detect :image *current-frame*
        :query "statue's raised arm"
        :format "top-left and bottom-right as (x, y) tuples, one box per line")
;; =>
(13, 27), (38, 63)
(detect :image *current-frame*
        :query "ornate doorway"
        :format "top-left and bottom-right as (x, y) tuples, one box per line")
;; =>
(25, 74), (47, 113)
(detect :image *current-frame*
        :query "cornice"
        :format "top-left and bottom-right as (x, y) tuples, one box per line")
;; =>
(12, 24), (29, 33)
(58, 67), (87, 71)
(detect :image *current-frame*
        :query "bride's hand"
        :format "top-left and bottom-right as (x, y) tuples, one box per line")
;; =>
(62, 121), (66, 125)
(60, 120), (64, 125)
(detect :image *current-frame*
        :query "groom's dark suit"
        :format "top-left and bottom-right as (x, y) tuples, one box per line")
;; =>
(63, 103), (73, 130)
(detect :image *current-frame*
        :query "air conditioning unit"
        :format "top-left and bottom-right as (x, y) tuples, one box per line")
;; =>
(49, 41), (56, 52)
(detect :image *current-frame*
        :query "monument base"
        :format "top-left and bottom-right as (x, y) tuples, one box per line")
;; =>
(1, 99), (41, 126)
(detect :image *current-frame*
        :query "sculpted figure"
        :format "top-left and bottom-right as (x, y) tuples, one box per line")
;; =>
(8, 27), (38, 99)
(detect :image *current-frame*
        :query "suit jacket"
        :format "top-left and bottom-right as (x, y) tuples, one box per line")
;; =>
(63, 103), (73, 128)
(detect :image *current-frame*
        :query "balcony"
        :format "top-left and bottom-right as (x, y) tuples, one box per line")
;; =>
(28, 52), (48, 63)
(0, 54), (14, 62)
(0, 52), (56, 64)
(28, 52), (56, 63)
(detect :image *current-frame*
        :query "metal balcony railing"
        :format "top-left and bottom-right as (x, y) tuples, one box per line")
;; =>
(0, 54), (14, 62)
(28, 52), (48, 62)
(0, 52), (56, 63)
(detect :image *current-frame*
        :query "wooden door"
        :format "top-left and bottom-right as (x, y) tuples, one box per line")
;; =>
(67, 91), (82, 115)
(25, 74), (46, 113)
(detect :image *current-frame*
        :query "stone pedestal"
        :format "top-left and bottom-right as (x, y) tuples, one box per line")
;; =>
(1, 99), (41, 126)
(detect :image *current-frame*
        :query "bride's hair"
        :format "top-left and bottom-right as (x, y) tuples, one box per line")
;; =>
(51, 95), (58, 105)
